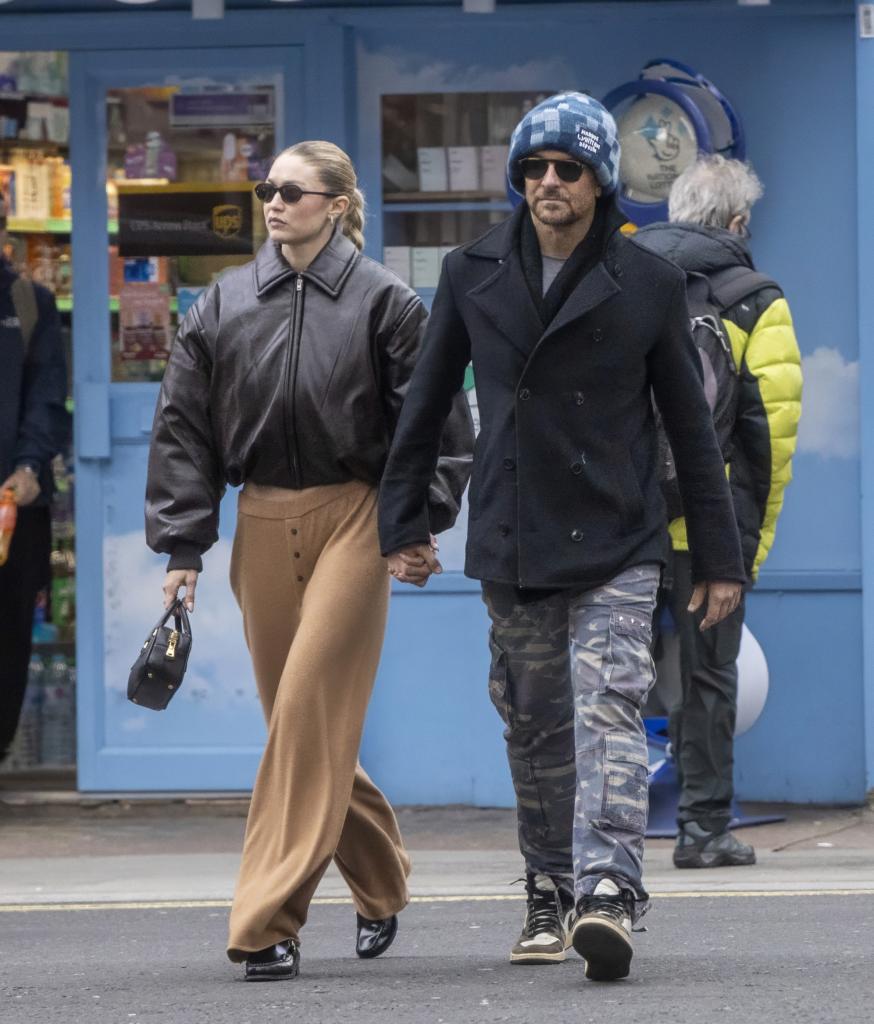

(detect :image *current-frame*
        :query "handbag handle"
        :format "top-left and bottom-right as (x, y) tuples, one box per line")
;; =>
(158, 598), (191, 635)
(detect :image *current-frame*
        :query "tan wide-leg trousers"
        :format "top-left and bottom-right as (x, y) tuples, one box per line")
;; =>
(226, 480), (411, 962)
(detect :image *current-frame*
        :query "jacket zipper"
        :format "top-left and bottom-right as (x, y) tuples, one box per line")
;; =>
(281, 274), (304, 488)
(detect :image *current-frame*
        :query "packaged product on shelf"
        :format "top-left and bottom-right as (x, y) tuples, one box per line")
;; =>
(49, 157), (71, 219)
(448, 147), (480, 192)
(416, 147), (448, 192)
(411, 246), (441, 289)
(382, 246), (412, 286)
(12, 150), (51, 219)
(124, 132), (177, 181)
(0, 165), (14, 214)
(480, 145), (511, 195)
(40, 654), (76, 766)
(118, 283), (172, 361)
(4, 656), (44, 770)
(108, 245), (125, 296)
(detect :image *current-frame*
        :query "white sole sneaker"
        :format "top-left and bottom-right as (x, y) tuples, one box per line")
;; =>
(571, 915), (632, 981)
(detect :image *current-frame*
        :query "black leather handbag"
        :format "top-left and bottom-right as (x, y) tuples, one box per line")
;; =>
(127, 600), (192, 710)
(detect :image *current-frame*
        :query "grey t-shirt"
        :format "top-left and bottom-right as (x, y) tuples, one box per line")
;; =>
(542, 255), (567, 296)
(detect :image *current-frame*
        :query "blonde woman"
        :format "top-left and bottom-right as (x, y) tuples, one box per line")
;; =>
(145, 141), (474, 980)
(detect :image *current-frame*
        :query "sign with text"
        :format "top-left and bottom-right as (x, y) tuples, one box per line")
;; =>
(117, 184), (254, 257)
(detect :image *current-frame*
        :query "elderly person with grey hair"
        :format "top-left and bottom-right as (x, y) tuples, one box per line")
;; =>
(635, 155), (802, 869)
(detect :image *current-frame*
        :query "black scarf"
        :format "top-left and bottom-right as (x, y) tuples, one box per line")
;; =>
(519, 199), (608, 328)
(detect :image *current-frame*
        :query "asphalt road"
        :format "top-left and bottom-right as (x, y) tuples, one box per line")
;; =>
(2, 893), (872, 1024)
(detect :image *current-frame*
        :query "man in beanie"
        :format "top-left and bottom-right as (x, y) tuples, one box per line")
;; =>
(378, 93), (744, 982)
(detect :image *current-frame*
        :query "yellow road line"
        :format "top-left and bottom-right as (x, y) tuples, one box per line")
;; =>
(1, 889), (873, 914)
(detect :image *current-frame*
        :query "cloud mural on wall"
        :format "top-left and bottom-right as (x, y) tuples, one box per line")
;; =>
(103, 531), (263, 745)
(796, 346), (860, 460)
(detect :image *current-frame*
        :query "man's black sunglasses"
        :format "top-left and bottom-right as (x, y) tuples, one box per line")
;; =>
(520, 158), (587, 184)
(254, 181), (339, 204)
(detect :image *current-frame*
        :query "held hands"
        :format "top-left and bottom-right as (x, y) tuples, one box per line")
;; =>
(386, 534), (442, 588)
(1, 467), (40, 506)
(688, 580), (742, 631)
(163, 569), (199, 612)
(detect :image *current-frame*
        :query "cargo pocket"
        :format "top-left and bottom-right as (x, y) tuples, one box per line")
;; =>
(601, 607), (655, 704)
(487, 629), (514, 728)
(602, 731), (649, 834)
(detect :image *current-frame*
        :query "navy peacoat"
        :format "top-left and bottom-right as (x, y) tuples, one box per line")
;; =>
(378, 204), (744, 589)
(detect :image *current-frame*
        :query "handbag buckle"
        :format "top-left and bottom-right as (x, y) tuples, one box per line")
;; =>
(166, 629), (180, 660)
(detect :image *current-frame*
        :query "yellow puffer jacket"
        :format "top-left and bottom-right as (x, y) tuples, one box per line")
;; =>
(635, 223), (803, 581)
(668, 292), (802, 579)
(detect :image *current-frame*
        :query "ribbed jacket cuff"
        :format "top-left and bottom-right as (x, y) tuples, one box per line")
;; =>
(167, 544), (204, 573)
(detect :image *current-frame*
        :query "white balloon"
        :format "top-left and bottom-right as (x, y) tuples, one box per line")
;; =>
(616, 94), (698, 201)
(735, 624), (769, 736)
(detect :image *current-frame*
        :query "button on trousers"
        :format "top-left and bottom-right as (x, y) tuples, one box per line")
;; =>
(226, 481), (410, 961)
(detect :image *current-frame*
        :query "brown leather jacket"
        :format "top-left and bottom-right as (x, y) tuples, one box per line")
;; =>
(146, 231), (474, 570)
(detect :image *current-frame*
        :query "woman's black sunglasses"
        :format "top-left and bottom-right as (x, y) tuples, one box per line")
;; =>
(254, 182), (339, 204)
(520, 158), (587, 184)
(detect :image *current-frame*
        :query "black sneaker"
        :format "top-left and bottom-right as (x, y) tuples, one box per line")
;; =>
(673, 821), (756, 869)
(510, 872), (575, 964)
(570, 878), (633, 981)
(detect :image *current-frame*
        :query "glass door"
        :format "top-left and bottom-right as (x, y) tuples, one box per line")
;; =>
(71, 48), (302, 792)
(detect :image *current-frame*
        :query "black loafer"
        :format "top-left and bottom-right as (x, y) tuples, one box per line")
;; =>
(244, 939), (300, 981)
(355, 913), (398, 959)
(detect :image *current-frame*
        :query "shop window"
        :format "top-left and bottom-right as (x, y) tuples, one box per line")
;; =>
(380, 91), (551, 292)
(106, 81), (277, 383)
(0, 51), (76, 778)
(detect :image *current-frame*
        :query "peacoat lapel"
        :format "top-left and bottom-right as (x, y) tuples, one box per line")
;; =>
(537, 259), (621, 347)
(465, 207), (544, 361)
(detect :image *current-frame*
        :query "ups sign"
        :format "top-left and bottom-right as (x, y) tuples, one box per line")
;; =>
(118, 186), (254, 257)
(213, 204), (243, 239)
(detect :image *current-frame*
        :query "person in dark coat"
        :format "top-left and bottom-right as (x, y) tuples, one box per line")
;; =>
(378, 93), (745, 983)
(0, 195), (70, 763)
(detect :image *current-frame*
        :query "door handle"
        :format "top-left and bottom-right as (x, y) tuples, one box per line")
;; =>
(75, 381), (111, 460)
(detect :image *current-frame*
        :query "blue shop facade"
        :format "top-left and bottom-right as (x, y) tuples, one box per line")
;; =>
(1, 0), (872, 806)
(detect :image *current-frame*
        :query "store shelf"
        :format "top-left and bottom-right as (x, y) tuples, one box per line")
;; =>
(384, 190), (510, 205)
(55, 295), (178, 314)
(384, 200), (513, 213)
(7, 216), (71, 234)
(7, 217), (118, 234)
(0, 137), (67, 150)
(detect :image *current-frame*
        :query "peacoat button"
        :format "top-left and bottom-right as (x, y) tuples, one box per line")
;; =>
(519, 388), (530, 401)
(498, 523), (511, 537)
(570, 529), (584, 542)
(503, 457), (515, 471)
(574, 391), (585, 405)
(570, 462), (583, 475)
(592, 329), (603, 342)
(612, 264), (623, 277)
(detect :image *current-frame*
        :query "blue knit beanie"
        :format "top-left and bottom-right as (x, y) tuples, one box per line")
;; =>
(508, 92), (620, 197)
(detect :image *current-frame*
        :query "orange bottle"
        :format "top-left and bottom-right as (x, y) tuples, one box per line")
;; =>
(0, 487), (17, 567)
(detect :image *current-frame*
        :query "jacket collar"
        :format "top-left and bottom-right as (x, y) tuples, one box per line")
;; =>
(633, 221), (754, 275)
(254, 228), (360, 298)
(465, 201), (625, 355)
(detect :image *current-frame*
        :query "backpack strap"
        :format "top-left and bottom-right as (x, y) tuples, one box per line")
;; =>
(10, 276), (39, 350)
(708, 265), (779, 312)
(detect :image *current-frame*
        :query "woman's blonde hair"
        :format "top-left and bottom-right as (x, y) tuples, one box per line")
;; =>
(277, 140), (365, 250)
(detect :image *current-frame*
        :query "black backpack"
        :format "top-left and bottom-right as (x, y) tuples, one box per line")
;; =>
(655, 265), (777, 520)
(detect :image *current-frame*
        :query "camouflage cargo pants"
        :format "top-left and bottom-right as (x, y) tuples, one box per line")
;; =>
(482, 564), (660, 921)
